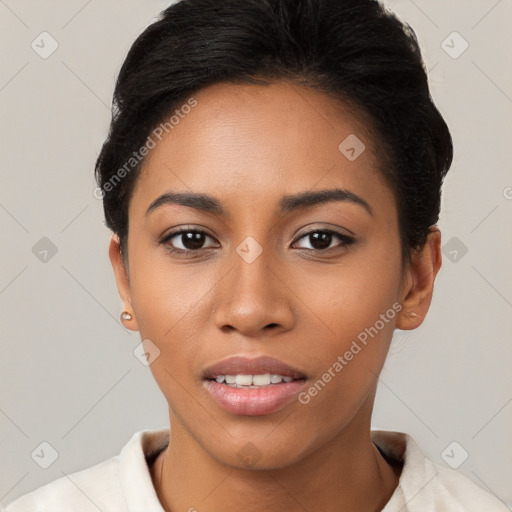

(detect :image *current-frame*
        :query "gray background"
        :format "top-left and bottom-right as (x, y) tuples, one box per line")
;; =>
(0, 0), (511, 508)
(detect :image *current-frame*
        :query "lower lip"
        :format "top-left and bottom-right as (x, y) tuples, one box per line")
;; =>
(204, 379), (307, 416)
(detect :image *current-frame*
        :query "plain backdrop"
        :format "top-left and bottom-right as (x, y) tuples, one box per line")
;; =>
(0, 0), (511, 508)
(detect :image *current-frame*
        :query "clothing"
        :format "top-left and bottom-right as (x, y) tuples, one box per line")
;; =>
(3, 427), (508, 511)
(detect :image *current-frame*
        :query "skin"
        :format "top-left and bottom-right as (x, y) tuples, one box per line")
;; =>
(109, 81), (442, 511)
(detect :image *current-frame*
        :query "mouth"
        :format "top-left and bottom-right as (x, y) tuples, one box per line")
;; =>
(208, 373), (303, 388)
(202, 355), (308, 381)
(202, 355), (308, 416)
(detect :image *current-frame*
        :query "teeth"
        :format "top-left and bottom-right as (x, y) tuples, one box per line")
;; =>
(213, 374), (297, 387)
(253, 374), (271, 386)
(235, 375), (253, 386)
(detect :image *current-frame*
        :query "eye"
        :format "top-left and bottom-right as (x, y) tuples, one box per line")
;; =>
(158, 227), (355, 256)
(159, 228), (219, 254)
(292, 229), (355, 252)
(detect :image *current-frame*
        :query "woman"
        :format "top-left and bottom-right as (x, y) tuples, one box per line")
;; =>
(4, 0), (508, 510)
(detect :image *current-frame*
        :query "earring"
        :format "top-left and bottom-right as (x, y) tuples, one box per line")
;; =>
(120, 311), (133, 322)
(409, 311), (419, 319)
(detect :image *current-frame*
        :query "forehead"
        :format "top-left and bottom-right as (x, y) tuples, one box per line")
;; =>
(130, 81), (395, 222)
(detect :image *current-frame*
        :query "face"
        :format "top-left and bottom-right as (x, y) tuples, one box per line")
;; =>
(110, 81), (439, 469)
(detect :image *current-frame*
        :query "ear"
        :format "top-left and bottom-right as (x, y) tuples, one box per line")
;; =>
(109, 234), (139, 332)
(395, 226), (442, 330)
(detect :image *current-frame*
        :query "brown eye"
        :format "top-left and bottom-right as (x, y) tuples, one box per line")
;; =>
(159, 229), (219, 253)
(293, 230), (355, 252)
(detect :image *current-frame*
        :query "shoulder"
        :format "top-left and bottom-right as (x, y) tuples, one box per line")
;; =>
(2, 428), (169, 512)
(373, 430), (509, 512)
(424, 460), (509, 511)
(433, 463), (509, 511)
(2, 455), (124, 512)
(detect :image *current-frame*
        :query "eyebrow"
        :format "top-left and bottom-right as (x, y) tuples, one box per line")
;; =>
(145, 188), (374, 218)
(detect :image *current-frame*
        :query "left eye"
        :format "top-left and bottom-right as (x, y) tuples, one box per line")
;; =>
(293, 230), (355, 251)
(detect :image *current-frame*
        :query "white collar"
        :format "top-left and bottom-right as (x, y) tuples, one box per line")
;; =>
(118, 427), (413, 511)
(117, 427), (506, 511)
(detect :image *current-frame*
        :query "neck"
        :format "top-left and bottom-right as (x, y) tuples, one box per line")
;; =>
(151, 414), (400, 512)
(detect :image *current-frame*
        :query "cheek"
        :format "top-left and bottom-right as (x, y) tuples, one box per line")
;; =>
(299, 242), (401, 342)
(129, 241), (194, 324)
(129, 259), (207, 406)
(128, 248), (219, 371)
(295, 293), (397, 430)
(295, 243), (401, 399)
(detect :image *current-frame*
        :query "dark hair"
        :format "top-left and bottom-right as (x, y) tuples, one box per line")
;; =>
(94, 0), (453, 269)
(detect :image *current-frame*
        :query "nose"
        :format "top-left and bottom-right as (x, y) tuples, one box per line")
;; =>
(213, 249), (295, 338)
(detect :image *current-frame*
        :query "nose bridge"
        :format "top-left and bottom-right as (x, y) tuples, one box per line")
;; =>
(234, 240), (274, 296)
(213, 238), (293, 336)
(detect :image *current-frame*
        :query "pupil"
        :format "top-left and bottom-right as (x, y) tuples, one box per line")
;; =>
(178, 231), (333, 251)
(310, 232), (331, 250)
(183, 232), (205, 250)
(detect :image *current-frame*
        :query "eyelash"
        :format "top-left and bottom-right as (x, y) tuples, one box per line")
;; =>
(158, 227), (356, 256)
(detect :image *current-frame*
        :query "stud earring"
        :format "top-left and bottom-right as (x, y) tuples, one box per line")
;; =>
(409, 311), (419, 319)
(120, 311), (133, 322)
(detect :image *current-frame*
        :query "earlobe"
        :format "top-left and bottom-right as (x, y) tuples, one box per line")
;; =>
(395, 227), (442, 331)
(108, 234), (139, 332)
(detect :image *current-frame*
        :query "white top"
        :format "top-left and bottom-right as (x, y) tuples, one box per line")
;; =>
(3, 427), (508, 512)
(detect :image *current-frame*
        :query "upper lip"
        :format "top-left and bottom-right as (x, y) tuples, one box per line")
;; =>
(202, 355), (308, 380)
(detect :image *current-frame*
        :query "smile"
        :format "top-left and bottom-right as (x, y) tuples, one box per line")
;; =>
(213, 373), (297, 387)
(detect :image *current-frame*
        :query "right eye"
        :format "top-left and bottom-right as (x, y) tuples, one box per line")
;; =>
(159, 228), (220, 254)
